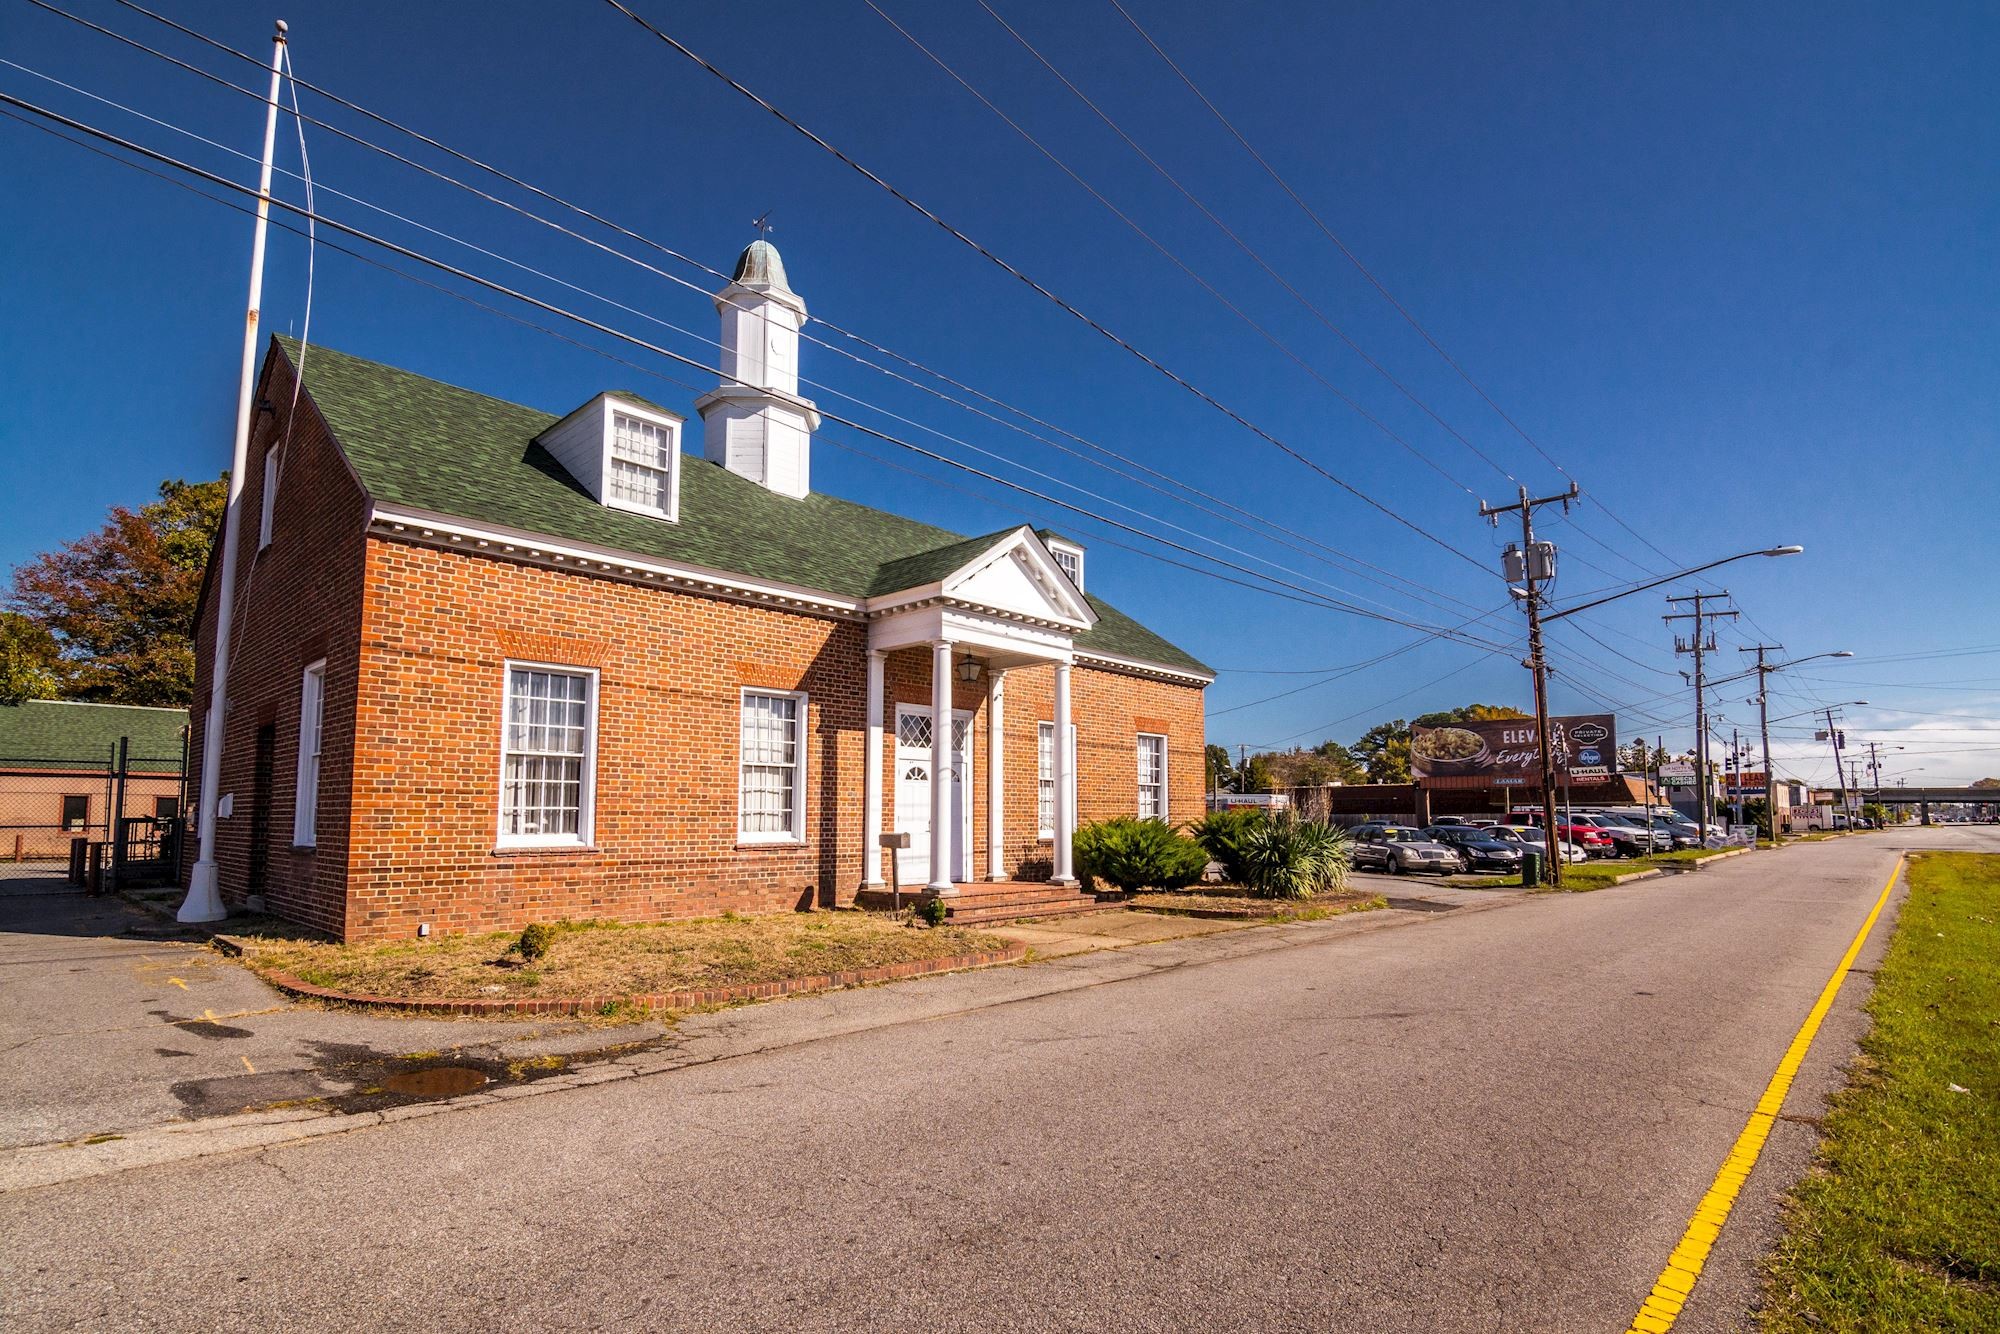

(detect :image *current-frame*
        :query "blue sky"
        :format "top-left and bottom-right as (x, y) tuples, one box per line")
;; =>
(3, 0), (1996, 782)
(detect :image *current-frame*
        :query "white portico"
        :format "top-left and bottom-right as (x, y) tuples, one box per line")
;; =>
(860, 527), (1095, 894)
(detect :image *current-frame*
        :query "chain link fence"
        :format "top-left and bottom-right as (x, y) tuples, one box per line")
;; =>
(0, 739), (186, 887)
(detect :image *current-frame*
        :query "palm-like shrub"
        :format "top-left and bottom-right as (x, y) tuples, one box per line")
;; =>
(1238, 814), (1349, 900)
(1190, 808), (1266, 883)
(1072, 817), (1209, 893)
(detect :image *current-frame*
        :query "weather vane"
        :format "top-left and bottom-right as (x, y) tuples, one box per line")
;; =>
(751, 210), (774, 238)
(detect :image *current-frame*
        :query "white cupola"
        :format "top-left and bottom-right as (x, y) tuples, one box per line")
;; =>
(694, 239), (822, 499)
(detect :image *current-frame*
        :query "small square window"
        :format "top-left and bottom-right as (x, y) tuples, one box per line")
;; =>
(60, 794), (89, 832)
(1049, 543), (1083, 593)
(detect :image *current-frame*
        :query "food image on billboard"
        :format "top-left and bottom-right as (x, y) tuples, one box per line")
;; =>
(1410, 714), (1619, 782)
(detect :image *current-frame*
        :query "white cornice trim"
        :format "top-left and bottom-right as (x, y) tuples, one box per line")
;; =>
(366, 505), (1210, 684)
(367, 504), (864, 619)
(1074, 649), (1215, 688)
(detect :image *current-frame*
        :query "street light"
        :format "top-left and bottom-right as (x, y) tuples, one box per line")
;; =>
(1535, 545), (1801, 846)
(1540, 546), (1803, 626)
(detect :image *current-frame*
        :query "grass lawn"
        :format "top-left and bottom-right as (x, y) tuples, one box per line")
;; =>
(232, 911), (1012, 1003)
(1760, 852), (2000, 1330)
(1126, 886), (1385, 921)
(1435, 847), (1741, 892)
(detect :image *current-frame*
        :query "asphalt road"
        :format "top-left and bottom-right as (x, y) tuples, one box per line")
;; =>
(4, 826), (1991, 1332)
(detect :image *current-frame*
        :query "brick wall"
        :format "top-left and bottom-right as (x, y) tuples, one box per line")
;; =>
(183, 345), (370, 938)
(343, 539), (869, 940)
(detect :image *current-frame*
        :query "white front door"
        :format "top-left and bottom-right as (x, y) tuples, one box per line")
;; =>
(894, 705), (972, 885)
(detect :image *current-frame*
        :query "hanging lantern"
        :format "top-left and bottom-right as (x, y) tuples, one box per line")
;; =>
(955, 652), (983, 684)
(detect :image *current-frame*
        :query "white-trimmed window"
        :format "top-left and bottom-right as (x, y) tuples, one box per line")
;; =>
(1049, 540), (1084, 593)
(258, 445), (280, 549)
(607, 411), (674, 517)
(1037, 721), (1078, 840)
(498, 664), (596, 847)
(293, 659), (325, 846)
(739, 689), (807, 843)
(1137, 733), (1167, 821)
(1037, 722), (1056, 839)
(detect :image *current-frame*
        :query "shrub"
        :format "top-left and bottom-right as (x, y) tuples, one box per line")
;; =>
(515, 921), (559, 962)
(1072, 817), (1209, 893)
(1190, 808), (1268, 883)
(920, 896), (948, 927)
(1238, 814), (1349, 900)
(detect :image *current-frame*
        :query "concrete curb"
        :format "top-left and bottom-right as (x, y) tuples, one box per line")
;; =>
(247, 943), (1029, 1017)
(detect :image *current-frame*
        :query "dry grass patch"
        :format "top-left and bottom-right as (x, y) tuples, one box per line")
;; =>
(232, 911), (1011, 1002)
(1127, 886), (1385, 922)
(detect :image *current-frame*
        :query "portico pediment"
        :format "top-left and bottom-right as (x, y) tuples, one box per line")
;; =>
(866, 527), (1095, 632)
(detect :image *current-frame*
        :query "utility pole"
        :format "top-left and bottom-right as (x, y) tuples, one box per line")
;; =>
(1666, 592), (1737, 840)
(1740, 645), (1784, 845)
(179, 20), (289, 925)
(1863, 740), (1888, 803)
(1822, 707), (1850, 820)
(1730, 726), (1744, 825)
(1480, 483), (1578, 886)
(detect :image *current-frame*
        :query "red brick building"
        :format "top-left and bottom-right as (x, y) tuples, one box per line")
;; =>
(186, 242), (1210, 941)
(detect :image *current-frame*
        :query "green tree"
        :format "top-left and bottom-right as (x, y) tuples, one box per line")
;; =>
(1239, 753), (1278, 793)
(7, 477), (225, 706)
(1312, 739), (1366, 785)
(1353, 719), (1412, 783)
(0, 612), (60, 704)
(1205, 743), (1236, 793)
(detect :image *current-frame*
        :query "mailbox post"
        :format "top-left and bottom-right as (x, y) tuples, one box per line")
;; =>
(878, 831), (911, 912)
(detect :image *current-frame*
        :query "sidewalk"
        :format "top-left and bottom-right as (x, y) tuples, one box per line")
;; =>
(0, 871), (665, 1153)
(0, 874), (1519, 1193)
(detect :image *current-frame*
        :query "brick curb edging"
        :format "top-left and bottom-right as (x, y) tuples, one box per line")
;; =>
(248, 942), (1029, 1016)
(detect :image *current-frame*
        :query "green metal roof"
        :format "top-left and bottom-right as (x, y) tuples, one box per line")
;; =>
(277, 338), (1210, 677)
(0, 700), (188, 772)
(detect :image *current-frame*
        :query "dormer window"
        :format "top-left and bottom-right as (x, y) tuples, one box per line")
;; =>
(535, 393), (683, 523)
(1049, 540), (1084, 594)
(609, 412), (672, 514)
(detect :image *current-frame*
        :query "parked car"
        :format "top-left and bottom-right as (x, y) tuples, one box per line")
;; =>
(1348, 823), (1464, 876)
(1568, 812), (1657, 858)
(1650, 816), (1701, 850)
(1546, 819), (1618, 858)
(1422, 825), (1524, 873)
(1490, 824), (1589, 864)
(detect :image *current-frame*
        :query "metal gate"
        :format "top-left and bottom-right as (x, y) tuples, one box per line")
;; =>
(2, 730), (188, 874)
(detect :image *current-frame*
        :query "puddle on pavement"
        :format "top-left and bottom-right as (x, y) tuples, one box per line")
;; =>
(1381, 897), (1460, 914)
(382, 1066), (489, 1097)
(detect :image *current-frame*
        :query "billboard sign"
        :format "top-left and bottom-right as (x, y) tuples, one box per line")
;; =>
(1660, 761), (1696, 788)
(1410, 714), (1619, 784)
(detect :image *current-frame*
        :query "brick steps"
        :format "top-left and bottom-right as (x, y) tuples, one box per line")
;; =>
(855, 881), (1112, 926)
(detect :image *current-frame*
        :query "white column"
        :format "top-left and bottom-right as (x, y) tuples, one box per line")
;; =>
(861, 648), (885, 888)
(987, 668), (1007, 881)
(928, 639), (955, 894)
(1052, 659), (1077, 885)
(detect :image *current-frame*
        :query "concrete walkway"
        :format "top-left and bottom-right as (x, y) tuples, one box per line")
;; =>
(0, 871), (665, 1155)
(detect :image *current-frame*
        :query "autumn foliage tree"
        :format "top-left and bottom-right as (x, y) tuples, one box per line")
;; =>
(7, 477), (225, 707)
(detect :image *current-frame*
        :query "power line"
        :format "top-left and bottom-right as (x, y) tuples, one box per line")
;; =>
(1101, 0), (1692, 579)
(966, 0), (1523, 491)
(0, 88), (1529, 656)
(596, 0), (1498, 576)
(28, 0), (1493, 620)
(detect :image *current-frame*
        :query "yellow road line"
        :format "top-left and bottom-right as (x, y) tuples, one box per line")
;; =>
(1626, 857), (1905, 1333)
(167, 977), (187, 990)
(240, 1055), (257, 1074)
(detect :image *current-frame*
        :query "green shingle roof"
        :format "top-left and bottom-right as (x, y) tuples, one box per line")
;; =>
(279, 338), (1210, 677)
(0, 700), (188, 772)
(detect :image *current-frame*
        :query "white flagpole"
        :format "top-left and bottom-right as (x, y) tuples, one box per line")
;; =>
(179, 19), (289, 923)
